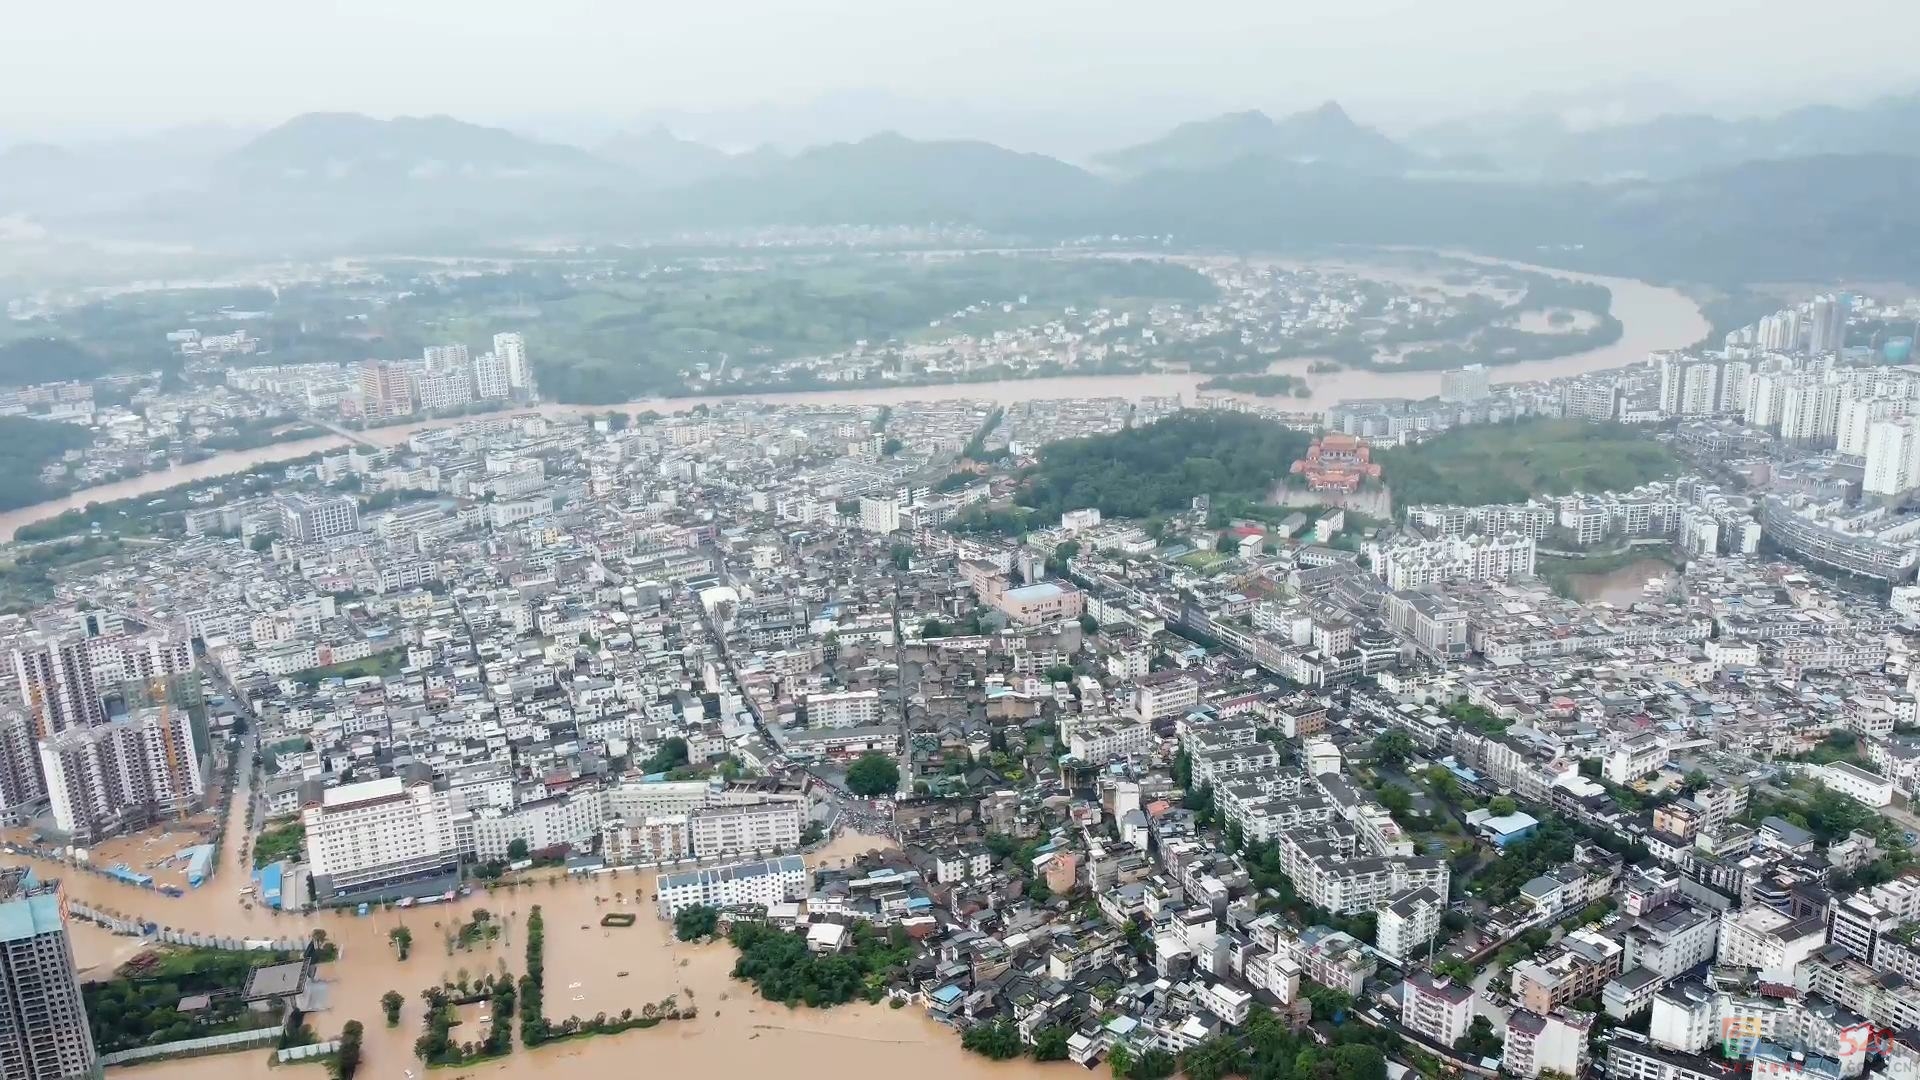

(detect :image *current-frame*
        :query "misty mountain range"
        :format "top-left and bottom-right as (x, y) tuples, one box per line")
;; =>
(2, 95), (1918, 283)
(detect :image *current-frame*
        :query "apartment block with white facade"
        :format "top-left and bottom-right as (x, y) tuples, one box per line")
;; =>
(1372, 532), (1536, 590)
(689, 798), (804, 858)
(805, 689), (882, 729)
(655, 854), (808, 919)
(301, 777), (460, 896)
(38, 706), (202, 843)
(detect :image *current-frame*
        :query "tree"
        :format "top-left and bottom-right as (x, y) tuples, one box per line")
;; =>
(1132, 1048), (1177, 1080)
(1331, 1043), (1387, 1080)
(642, 736), (689, 774)
(334, 1019), (364, 1080)
(961, 1020), (1024, 1060)
(890, 543), (914, 571)
(1033, 1026), (1072, 1061)
(883, 437), (904, 455)
(382, 991), (405, 1026)
(1373, 729), (1415, 769)
(1045, 663), (1077, 684)
(1079, 613), (1099, 634)
(1182, 1036), (1248, 1080)
(675, 904), (719, 942)
(1378, 785), (1414, 818)
(506, 838), (531, 862)
(1109, 1044), (1133, 1078)
(1489, 796), (1518, 817)
(1455, 1014), (1503, 1060)
(845, 753), (901, 797)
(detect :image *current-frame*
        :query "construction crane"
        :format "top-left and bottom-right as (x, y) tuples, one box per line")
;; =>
(150, 677), (187, 820)
(26, 684), (47, 741)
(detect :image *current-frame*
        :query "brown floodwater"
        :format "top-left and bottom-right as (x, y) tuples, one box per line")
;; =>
(32, 754), (1059, 1080)
(0, 253), (1707, 542)
(1563, 557), (1677, 607)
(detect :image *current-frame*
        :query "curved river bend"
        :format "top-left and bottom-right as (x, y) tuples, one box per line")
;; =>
(0, 255), (1706, 541)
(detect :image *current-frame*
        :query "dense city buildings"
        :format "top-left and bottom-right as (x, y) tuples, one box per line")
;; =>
(0, 255), (1918, 1080)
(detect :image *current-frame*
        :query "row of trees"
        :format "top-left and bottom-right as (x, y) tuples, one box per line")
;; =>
(519, 905), (549, 1044)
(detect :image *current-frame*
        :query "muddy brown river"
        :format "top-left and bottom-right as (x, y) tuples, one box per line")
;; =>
(0, 252), (1707, 542)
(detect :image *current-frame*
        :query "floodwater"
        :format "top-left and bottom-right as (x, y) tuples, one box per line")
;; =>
(32, 747), (1054, 1080)
(1563, 557), (1676, 606)
(0, 252), (1708, 542)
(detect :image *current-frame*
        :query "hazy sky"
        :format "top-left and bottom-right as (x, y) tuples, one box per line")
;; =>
(5, 1), (1916, 145)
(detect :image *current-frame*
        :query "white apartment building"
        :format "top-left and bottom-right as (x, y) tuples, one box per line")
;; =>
(1605, 732), (1670, 785)
(473, 352), (511, 400)
(469, 786), (603, 860)
(1440, 364), (1491, 403)
(1402, 972), (1475, 1046)
(11, 627), (194, 734)
(689, 799), (804, 857)
(1373, 532), (1535, 590)
(858, 496), (902, 534)
(806, 689), (882, 729)
(494, 332), (531, 392)
(1067, 718), (1153, 765)
(1132, 670), (1199, 723)
(38, 707), (203, 843)
(1821, 762), (1894, 807)
(1505, 1009), (1592, 1079)
(655, 854), (808, 919)
(1865, 417), (1920, 496)
(603, 815), (693, 865)
(1375, 887), (1444, 966)
(604, 780), (714, 819)
(278, 494), (361, 543)
(1838, 398), (1906, 457)
(301, 777), (459, 895)
(1716, 907), (1826, 983)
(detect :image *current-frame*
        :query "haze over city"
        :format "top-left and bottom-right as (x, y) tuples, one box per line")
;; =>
(3, 0), (1918, 152)
(2, 8), (1920, 1080)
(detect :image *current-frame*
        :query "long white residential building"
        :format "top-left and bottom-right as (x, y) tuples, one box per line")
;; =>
(1372, 532), (1537, 590)
(655, 854), (808, 919)
(688, 799), (804, 857)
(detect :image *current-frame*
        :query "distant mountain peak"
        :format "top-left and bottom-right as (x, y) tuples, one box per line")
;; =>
(1095, 100), (1415, 176)
(1306, 100), (1352, 122)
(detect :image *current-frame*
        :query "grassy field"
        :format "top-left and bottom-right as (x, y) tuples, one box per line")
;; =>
(1378, 419), (1680, 510)
(380, 253), (1218, 403)
(291, 648), (405, 684)
(1178, 550), (1232, 573)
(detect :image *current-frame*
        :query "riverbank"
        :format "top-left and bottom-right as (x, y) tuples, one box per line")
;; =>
(0, 251), (1707, 542)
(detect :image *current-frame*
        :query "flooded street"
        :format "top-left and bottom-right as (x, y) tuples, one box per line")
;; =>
(28, 749), (1009, 1080)
(0, 252), (1707, 541)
